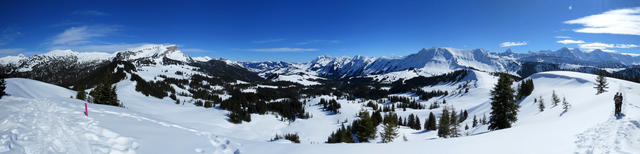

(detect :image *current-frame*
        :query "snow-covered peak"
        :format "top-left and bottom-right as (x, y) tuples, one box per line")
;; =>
(0, 54), (27, 65)
(37, 50), (114, 63)
(193, 56), (213, 62)
(115, 44), (192, 62)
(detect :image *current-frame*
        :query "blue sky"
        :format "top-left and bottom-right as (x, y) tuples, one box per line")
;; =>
(1, 0), (639, 62)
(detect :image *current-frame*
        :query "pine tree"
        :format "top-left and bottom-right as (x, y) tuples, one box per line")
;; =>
(450, 109), (460, 137)
(89, 79), (120, 107)
(488, 74), (519, 130)
(414, 116), (421, 130)
(538, 97), (545, 112)
(482, 114), (487, 125)
(594, 71), (609, 95)
(562, 97), (571, 111)
(407, 114), (415, 129)
(372, 110), (383, 126)
(472, 115), (478, 127)
(426, 112), (437, 130)
(0, 77), (5, 99)
(380, 122), (398, 143)
(552, 90), (560, 107)
(353, 110), (376, 142)
(438, 108), (451, 138)
(516, 79), (535, 100)
(76, 90), (86, 101)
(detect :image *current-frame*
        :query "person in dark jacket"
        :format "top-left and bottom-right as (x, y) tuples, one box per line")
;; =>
(614, 92), (623, 117)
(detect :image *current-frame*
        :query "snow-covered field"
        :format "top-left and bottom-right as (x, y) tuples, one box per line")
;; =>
(1, 71), (639, 154)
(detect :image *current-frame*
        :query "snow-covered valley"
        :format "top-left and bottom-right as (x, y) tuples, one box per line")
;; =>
(1, 70), (639, 153)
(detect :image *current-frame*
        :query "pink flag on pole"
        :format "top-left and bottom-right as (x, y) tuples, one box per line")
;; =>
(85, 103), (88, 116)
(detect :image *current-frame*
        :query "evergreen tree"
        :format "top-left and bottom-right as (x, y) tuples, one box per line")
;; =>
(414, 116), (421, 130)
(461, 110), (468, 122)
(353, 110), (376, 142)
(465, 124), (469, 130)
(472, 115), (478, 127)
(76, 90), (86, 101)
(425, 112), (437, 130)
(488, 74), (519, 130)
(482, 114), (487, 125)
(450, 109), (460, 137)
(516, 79), (535, 100)
(89, 79), (120, 107)
(407, 114), (415, 129)
(594, 71), (609, 95)
(562, 97), (571, 111)
(438, 108), (451, 138)
(0, 77), (5, 99)
(538, 97), (545, 112)
(380, 122), (398, 143)
(552, 90), (560, 107)
(372, 110), (383, 126)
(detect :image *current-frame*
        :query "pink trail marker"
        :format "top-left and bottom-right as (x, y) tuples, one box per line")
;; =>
(84, 103), (88, 116)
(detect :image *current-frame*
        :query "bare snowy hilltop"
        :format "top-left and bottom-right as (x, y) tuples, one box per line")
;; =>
(1, 44), (640, 154)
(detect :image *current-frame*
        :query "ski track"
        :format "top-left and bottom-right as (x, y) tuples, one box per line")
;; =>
(0, 97), (240, 154)
(574, 85), (640, 154)
(88, 108), (241, 154)
(0, 97), (138, 154)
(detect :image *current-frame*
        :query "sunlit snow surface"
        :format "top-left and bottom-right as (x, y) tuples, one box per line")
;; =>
(1, 71), (640, 154)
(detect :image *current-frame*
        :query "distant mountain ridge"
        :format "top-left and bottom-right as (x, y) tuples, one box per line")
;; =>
(243, 47), (640, 81)
(1, 44), (639, 86)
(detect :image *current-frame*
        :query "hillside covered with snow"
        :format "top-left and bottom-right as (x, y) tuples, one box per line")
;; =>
(1, 70), (639, 153)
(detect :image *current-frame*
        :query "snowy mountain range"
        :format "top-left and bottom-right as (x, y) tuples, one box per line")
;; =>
(2, 44), (639, 86)
(1, 44), (640, 154)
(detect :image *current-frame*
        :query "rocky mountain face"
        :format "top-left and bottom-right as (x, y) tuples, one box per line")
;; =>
(244, 47), (640, 81)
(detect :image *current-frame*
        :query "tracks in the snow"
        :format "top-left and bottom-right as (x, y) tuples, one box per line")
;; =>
(89, 107), (241, 154)
(0, 97), (138, 154)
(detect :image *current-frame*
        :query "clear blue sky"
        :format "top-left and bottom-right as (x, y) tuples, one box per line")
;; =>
(1, 0), (639, 62)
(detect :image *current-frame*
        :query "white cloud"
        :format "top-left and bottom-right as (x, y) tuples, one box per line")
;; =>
(569, 5), (573, 10)
(621, 52), (640, 56)
(50, 43), (147, 52)
(296, 40), (340, 45)
(0, 48), (23, 54)
(555, 36), (571, 39)
(577, 42), (638, 53)
(579, 42), (615, 52)
(72, 10), (109, 16)
(252, 39), (285, 43)
(557, 39), (585, 44)
(614, 44), (638, 48)
(246, 48), (319, 52)
(499, 41), (527, 47)
(51, 25), (118, 45)
(0, 26), (21, 46)
(565, 7), (640, 35)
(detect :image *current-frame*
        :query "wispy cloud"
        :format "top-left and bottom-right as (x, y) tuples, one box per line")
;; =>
(0, 48), (23, 54)
(72, 10), (109, 16)
(0, 25), (22, 46)
(252, 39), (285, 44)
(246, 48), (319, 52)
(578, 42), (638, 52)
(565, 7), (640, 36)
(51, 25), (118, 45)
(50, 43), (146, 52)
(557, 39), (585, 44)
(296, 40), (340, 45)
(555, 36), (571, 39)
(500, 41), (527, 47)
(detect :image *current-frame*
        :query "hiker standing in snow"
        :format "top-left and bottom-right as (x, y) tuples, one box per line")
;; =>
(614, 92), (623, 117)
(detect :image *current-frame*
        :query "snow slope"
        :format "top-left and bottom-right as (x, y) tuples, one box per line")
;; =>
(1, 71), (640, 154)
